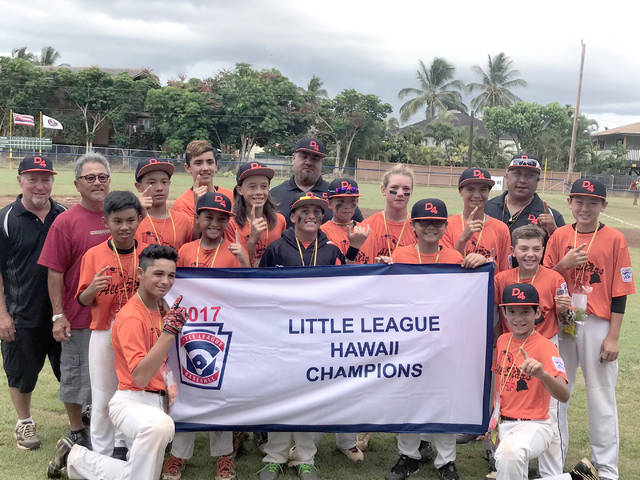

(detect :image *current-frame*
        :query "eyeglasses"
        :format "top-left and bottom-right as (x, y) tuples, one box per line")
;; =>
(414, 219), (447, 227)
(332, 186), (359, 194)
(389, 189), (411, 197)
(77, 174), (110, 184)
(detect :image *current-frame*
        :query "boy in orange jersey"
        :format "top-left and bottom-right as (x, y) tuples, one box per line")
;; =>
(172, 141), (233, 221)
(134, 158), (193, 251)
(362, 164), (417, 258)
(321, 177), (373, 264)
(75, 191), (145, 459)
(543, 178), (635, 480)
(491, 283), (598, 480)
(441, 168), (511, 273)
(225, 161), (287, 267)
(48, 244), (188, 480)
(177, 192), (249, 269)
(385, 199), (487, 480)
(493, 224), (573, 477)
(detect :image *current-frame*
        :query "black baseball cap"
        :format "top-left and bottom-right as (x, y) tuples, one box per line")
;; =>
(18, 155), (56, 175)
(290, 192), (328, 212)
(500, 282), (540, 306)
(458, 167), (495, 189)
(236, 161), (275, 184)
(508, 154), (541, 173)
(196, 192), (234, 216)
(135, 158), (174, 182)
(411, 198), (448, 221)
(294, 137), (326, 157)
(327, 178), (361, 198)
(569, 178), (607, 200)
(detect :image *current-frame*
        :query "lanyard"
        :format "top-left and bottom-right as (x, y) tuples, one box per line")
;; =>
(573, 226), (598, 286)
(416, 244), (440, 264)
(111, 241), (137, 303)
(136, 292), (160, 340)
(296, 237), (318, 266)
(382, 212), (408, 255)
(516, 266), (539, 284)
(497, 331), (533, 398)
(461, 212), (485, 255)
(147, 213), (177, 246)
(196, 239), (222, 268)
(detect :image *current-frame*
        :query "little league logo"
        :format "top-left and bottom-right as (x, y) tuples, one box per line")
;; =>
(178, 324), (232, 390)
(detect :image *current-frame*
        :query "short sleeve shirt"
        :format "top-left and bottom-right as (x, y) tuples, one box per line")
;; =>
(135, 211), (193, 251)
(177, 239), (244, 268)
(485, 192), (565, 234)
(320, 220), (375, 264)
(224, 213), (287, 266)
(360, 211), (417, 258)
(172, 186), (234, 219)
(391, 245), (463, 265)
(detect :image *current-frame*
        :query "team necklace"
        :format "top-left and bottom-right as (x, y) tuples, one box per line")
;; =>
(415, 244), (440, 264)
(296, 237), (318, 266)
(461, 211), (485, 255)
(382, 212), (408, 255)
(196, 238), (222, 268)
(110, 240), (137, 304)
(146, 211), (177, 245)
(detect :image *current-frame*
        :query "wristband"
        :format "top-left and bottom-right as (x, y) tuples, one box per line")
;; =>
(346, 246), (359, 261)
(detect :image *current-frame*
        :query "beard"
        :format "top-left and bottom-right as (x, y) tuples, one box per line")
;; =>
(294, 169), (318, 186)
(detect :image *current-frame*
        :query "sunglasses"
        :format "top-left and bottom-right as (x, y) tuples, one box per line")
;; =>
(511, 159), (539, 168)
(414, 219), (447, 227)
(389, 189), (411, 197)
(77, 173), (110, 184)
(332, 186), (359, 194)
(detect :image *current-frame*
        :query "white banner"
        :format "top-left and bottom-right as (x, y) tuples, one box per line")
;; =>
(166, 263), (494, 434)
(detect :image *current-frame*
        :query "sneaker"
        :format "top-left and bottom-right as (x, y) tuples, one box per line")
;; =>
(161, 455), (186, 480)
(258, 462), (284, 480)
(297, 463), (318, 480)
(485, 472), (496, 479)
(15, 421), (41, 450)
(356, 432), (371, 451)
(255, 432), (269, 455)
(47, 437), (74, 478)
(81, 405), (91, 427)
(419, 440), (435, 463)
(438, 461), (460, 480)
(112, 446), (128, 461)
(67, 428), (91, 450)
(455, 433), (476, 444)
(484, 449), (496, 471)
(385, 455), (420, 480)
(215, 455), (236, 480)
(571, 458), (599, 480)
(338, 445), (364, 462)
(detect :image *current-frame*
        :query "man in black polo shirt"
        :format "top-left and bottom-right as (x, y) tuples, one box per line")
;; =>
(0, 156), (66, 450)
(484, 154), (565, 237)
(270, 137), (364, 227)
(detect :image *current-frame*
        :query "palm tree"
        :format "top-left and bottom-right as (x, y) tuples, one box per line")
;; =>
(398, 58), (466, 123)
(11, 46), (36, 63)
(306, 75), (328, 99)
(468, 53), (527, 112)
(39, 46), (61, 66)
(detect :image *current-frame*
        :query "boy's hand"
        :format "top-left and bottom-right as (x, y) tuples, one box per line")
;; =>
(347, 224), (370, 249)
(600, 335), (619, 362)
(139, 185), (153, 211)
(248, 204), (268, 241)
(193, 174), (210, 202)
(558, 243), (588, 270)
(229, 231), (250, 267)
(461, 252), (488, 269)
(461, 206), (484, 242)
(374, 255), (393, 265)
(88, 266), (111, 294)
(519, 347), (544, 378)
(554, 293), (571, 314)
(162, 295), (188, 336)
(537, 201), (557, 235)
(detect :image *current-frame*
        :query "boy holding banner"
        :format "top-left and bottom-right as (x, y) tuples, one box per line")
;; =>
(491, 282), (598, 480)
(385, 199), (487, 480)
(164, 192), (247, 480)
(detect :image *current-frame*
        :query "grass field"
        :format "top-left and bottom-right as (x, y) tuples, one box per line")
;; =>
(0, 166), (639, 479)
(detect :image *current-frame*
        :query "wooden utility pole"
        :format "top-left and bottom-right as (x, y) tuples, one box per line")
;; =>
(566, 40), (586, 187)
(467, 110), (474, 167)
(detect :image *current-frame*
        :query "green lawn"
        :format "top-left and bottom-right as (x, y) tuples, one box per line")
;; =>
(0, 165), (639, 478)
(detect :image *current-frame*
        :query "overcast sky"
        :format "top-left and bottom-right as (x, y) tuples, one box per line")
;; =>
(2, 0), (640, 131)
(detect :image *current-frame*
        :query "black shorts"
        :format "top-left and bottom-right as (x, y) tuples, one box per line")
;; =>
(1, 324), (61, 393)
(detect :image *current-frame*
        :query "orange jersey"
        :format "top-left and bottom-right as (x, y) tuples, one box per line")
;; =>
(177, 239), (244, 268)
(494, 266), (567, 339)
(441, 214), (511, 272)
(224, 213), (287, 266)
(135, 211), (193, 251)
(543, 224), (635, 320)
(320, 221), (376, 264)
(172, 186), (234, 219)
(391, 245), (464, 265)
(76, 240), (143, 331)
(361, 211), (417, 257)
(493, 331), (567, 420)
(112, 294), (164, 392)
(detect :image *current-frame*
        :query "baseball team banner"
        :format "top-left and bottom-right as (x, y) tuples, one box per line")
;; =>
(166, 263), (494, 434)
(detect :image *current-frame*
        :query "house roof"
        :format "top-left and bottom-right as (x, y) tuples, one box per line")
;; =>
(592, 122), (640, 137)
(398, 111), (488, 137)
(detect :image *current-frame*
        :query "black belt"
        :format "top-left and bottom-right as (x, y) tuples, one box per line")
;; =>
(501, 416), (532, 422)
(146, 389), (166, 396)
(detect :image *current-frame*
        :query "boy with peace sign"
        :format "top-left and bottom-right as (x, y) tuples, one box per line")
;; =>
(491, 282), (598, 480)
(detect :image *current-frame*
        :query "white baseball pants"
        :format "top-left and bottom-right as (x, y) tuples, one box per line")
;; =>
(495, 419), (554, 480)
(397, 433), (456, 468)
(263, 432), (317, 466)
(171, 430), (234, 458)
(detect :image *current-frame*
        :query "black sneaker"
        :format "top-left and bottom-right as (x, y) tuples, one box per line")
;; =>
(484, 449), (496, 471)
(385, 455), (420, 480)
(419, 440), (435, 463)
(68, 428), (91, 450)
(47, 437), (74, 478)
(570, 458), (599, 480)
(112, 446), (128, 461)
(81, 405), (91, 428)
(438, 461), (460, 480)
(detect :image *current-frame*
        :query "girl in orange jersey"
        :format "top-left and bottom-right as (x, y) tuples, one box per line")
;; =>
(361, 164), (417, 259)
(224, 161), (286, 267)
(441, 168), (511, 273)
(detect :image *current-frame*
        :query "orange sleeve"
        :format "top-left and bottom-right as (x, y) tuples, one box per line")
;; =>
(441, 224), (455, 248)
(177, 242), (193, 268)
(497, 222), (511, 272)
(75, 250), (94, 301)
(612, 233), (635, 296)
(543, 228), (564, 269)
(224, 218), (237, 243)
(494, 273), (502, 306)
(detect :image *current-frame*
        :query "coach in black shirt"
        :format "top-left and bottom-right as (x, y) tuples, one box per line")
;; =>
(270, 137), (363, 227)
(485, 154), (565, 237)
(0, 156), (66, 450)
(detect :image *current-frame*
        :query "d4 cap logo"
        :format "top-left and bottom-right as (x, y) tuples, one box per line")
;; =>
(582, 180), (595, 192)
(511, 287), (526, 300)
(178, 324), (232, 390)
